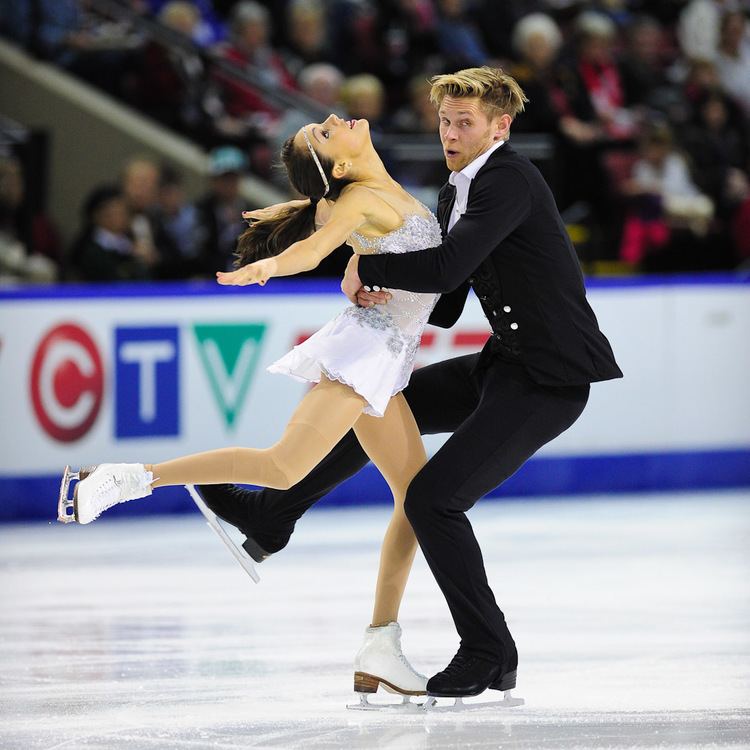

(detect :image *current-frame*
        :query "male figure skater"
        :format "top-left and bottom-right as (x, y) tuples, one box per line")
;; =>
(200, 67), (622, 699)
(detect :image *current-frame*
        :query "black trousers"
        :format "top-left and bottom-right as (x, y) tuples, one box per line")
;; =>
(255, 353), (590, 663)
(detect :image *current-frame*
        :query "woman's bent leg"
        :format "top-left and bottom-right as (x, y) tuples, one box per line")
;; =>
(353, 392), (427, 626)
(351, 392), (428, 695)
(150, 378), (367, 490)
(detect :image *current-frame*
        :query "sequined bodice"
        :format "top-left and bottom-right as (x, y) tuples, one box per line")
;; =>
(349, 211), (441, 258)
(271, 206), (443, 417)
(346, 210), (442, 337)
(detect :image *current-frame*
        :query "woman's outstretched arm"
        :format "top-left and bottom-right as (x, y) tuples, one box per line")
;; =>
(217, 188), (369, 287)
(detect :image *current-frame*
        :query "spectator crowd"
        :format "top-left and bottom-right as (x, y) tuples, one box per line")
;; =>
(1, 0), (749, 281)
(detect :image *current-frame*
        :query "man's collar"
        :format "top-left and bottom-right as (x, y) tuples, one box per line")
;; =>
(449, 139), (506, 186)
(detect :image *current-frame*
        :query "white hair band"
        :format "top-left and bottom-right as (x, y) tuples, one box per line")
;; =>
(302, 127), (330, 197)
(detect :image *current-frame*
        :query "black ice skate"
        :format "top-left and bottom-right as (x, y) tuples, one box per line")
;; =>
(185, 484), (260, 583)
(192, 483), (290, 563)
(422, 649), (524, 711)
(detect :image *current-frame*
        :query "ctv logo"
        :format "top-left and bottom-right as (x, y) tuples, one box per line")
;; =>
(30, 323), (105, 443)
(193, 323), (266, 429)
(30, 321), (267, 443)
(115, 327), (180, 438)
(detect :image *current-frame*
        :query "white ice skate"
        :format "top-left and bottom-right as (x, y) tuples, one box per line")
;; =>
(347, 622), (427, 711)
(58, 463), (153, 524)
(184, 484), (260, 584)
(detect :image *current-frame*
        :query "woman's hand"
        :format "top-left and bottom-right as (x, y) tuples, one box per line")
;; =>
(216, 257), (278, 286)
(241, 208), (277, 223)
(341, 254), (363, 303)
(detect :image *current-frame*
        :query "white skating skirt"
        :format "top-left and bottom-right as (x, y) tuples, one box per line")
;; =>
(267, 311), (415, 418)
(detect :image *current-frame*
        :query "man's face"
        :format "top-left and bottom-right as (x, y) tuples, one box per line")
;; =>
(438, 96), (506, 172)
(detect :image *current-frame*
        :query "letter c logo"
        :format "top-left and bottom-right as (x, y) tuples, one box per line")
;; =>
(30, 323), (104, 442)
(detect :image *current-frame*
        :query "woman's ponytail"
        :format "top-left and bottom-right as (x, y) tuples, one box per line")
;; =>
(234, 200), (317, 267)
(233, 133), (353, 268)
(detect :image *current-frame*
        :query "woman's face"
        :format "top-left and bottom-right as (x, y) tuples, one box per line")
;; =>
(581, 35), (613, 65)
(523, 32), (557, 69)
(295, 114), (371, 164)
(643, 141), (669, 166)
(96, 197), (129, 234)
(238, 19), (267, 51)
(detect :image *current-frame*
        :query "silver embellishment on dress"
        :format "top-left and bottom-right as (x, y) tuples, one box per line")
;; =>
(271, 207), (443, 417)
(345, 211), (442, 372)
(349, 210), (440, 255)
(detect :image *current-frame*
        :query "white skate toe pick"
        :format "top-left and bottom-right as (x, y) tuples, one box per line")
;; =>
(67, 463), (153, 524)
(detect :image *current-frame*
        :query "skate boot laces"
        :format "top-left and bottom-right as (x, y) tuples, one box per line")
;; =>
(393, 633), (426, 679)
(441, 650), (479, 678)
(76, 464), (152, 523)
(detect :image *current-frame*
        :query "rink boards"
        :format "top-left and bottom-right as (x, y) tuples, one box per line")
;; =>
(0, 275), (748, 520)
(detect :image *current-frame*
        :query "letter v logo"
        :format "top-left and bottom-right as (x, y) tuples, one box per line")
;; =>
(192, 324), (266, 429)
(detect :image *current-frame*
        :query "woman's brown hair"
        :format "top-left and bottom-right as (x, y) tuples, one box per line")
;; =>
(235, 134), (354, 267)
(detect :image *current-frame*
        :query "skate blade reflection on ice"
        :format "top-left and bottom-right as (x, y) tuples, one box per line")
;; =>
(185, 484), (260, 583)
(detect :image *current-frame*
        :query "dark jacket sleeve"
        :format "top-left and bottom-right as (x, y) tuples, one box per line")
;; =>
(359, 165), (532, 293)
(427, 283), (470, 328)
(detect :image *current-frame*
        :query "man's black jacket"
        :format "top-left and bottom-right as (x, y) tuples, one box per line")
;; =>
(358, 143), (623, 387)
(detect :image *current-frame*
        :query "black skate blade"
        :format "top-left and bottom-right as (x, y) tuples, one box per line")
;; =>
(185, 484), (260, 583)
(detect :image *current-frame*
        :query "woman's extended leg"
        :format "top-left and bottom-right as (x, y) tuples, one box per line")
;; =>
(353, 392), (427, 626)
(149, 377), (367, 491)
(72, 378), (368, 524)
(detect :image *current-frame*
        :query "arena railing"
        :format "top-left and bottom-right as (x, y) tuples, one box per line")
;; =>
(84, 0), (336, 123)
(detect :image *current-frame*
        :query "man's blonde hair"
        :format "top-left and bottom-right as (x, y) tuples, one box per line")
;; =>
(429, 66), (528, 119)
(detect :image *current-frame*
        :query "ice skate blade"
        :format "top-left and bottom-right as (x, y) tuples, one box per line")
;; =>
(57, 465), (95, 523)
(347, 693), (424, 712)
(185, 484), (260, 583)
(422, 690), (525, 712)
(57, 466), (79, 523)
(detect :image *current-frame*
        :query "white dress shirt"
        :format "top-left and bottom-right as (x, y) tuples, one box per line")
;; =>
(447, 139), (505, 231)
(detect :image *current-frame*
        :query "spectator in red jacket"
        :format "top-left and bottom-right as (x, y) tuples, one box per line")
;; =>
(215, 1), (297, 124)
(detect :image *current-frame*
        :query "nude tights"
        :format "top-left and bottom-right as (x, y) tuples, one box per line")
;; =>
(149, 377), (427, 626)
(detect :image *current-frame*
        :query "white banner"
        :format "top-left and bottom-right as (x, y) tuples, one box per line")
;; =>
(1, 281), (748, 477)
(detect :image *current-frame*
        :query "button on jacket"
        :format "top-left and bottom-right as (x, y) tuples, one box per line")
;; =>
(358, 143), (623, 387)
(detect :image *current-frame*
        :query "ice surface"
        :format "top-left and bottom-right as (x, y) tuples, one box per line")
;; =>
(1, 491), (748, 749)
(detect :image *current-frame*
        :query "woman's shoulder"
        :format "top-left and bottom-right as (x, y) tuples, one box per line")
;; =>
(337, 182), (425, 235)
(332, 183), (384, 220)
(337, 182), (407, 219)
(339, 182), (376, 200)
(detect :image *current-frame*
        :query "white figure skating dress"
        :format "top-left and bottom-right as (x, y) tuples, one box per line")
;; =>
(268, 200), (441, 417)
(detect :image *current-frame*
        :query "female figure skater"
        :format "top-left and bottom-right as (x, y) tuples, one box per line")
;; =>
(66, 114), (442, 700)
